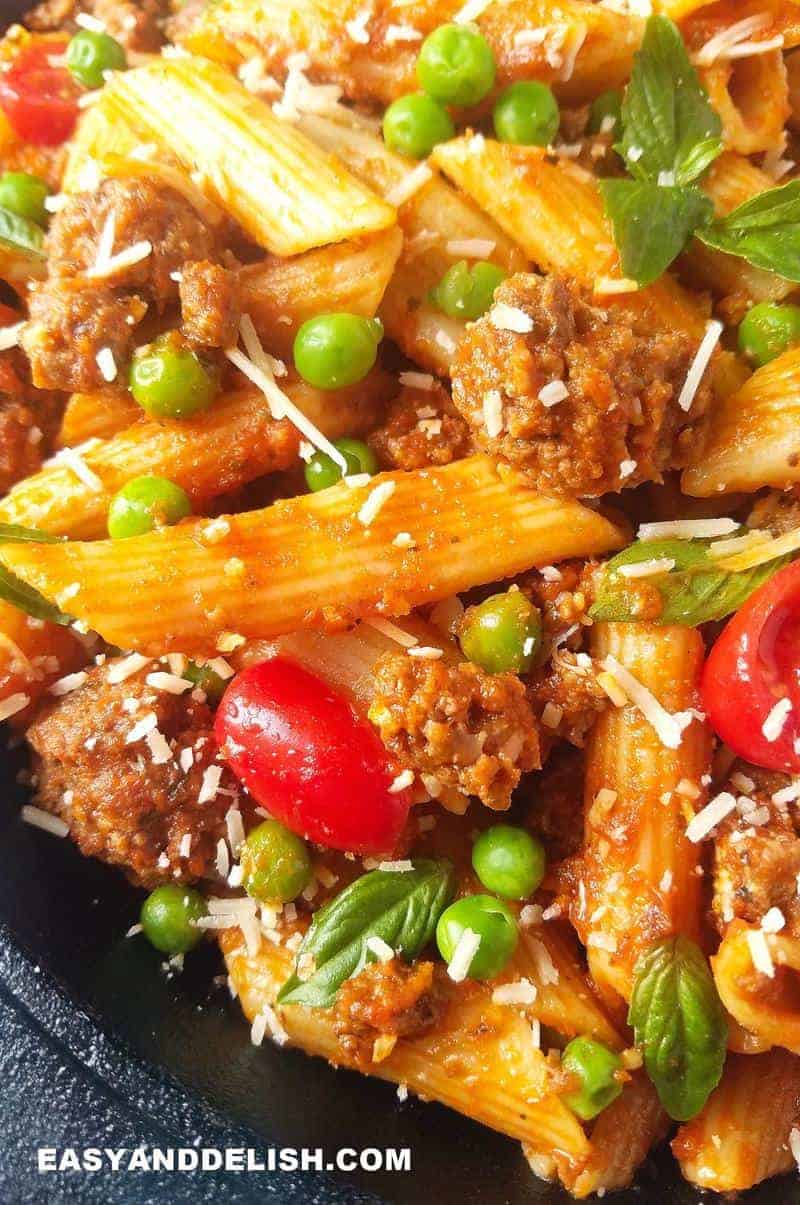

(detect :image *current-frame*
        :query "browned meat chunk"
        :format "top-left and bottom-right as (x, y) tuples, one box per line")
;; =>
(23, 175), (222, 392)
(450, 274), (713, 498)
(748, 487), (800, 537)
(713, 765), (800, 933)
(26, 660), (248, 888)
(180, 259), (241, 350)
(528, 651), (608, 750)
(26, 0), (169, 52)
(520, 560), (597, 639)
(0, 344), (62, 494)
(368, 654), (540, 811)
(367, 382), (472, 471)
(334, 958), (443, 1067)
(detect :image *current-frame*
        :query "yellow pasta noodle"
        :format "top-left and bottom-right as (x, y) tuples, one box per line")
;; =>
(565, 1073), (669, 1199)
(672, 1048), (800, 1192)
(699, 51), (789, 156)
(713, 922), (800, 1053)
(103, 56), (396, 255)
(572, 622), (711, 1007)
(0, 456), (628, 654)
(682, 346), (800, 496)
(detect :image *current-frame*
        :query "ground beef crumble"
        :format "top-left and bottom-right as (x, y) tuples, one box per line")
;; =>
(450, 273), (713, 498)
(368, 653), (540, 811)
(26, 660), (248, 888)
(333, 958), (444, 1068)
(367, 382), (472, 471)
(0, 342), (62, 495)
(529, 650), (608, 750)
(26, 0), (171, 52)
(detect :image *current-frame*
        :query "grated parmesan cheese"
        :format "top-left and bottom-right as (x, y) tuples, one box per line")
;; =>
(145, 729), (173, 765)
(0, 692), (30, 721)
(366, 935), (395, 963)
(364, 617), (418, 647)
(490, 303), (534, 333)
(746, 927), (774, 978)
(482, 389), (504, 436)
(677, 320), (723, 412)
(21, 805), (69, 837)
(602, 656), (692, 749)
(538, 380), (569, 407)
(384, 163), (433, 208)
(385, 23), (421, 45)
(0, 321), (24, 351)
(407, 646), (443, 660)
(638, 517), (738, 541)
(447, 928), (481, 982)
(125, 712), (158, 744)
(146, 671), (193, 695)
(761, 906), (785, 933)
(86, 240), (152, 281)
(398, 371), (435, 391)
(48, 671), (88, 696)
(693, 14), (777, 66)
(377, 859), (414, 873)
(453, 0), (492, 21)
(108, 653), (150, 683)
(95, 347), (117, 383)
(445, 238), (496, 258)
(358, 480), (396, 527)
(762, 697), (792, 742)
(198, 765), (222, 804)
(388, 769), (414, 794)
(616, 558), (675, 580)
(344, 7), (371, 43)
(686, 792), (736, 842)
(54, 446), (104, 492)
(491, 979), (538, 1005)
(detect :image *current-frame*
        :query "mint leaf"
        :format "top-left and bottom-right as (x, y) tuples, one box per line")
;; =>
(0, 523), (63, 544)
(618, 15), (721, 185)
(0, 206), (45, 260)
(696, 179), (800, 282)
(629, 936), (727, 1121)
(0, 525), (70, 624)
(278, 859), (454, 1008)
(590, 536), (789, 626)
(600, 180), (713, 286)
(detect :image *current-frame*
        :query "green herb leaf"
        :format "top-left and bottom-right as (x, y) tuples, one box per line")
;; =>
(0, 522), (63, 544)
(618, 15), (722, 185)
(696, 179), (800, 283)
(0, 205), (45, 260)
(600, 180), (713, 286)
(590, 536), (789, 627)
(278, 859), (455, 1008)
(0, 565), (71, 625)
(629, 935), (727, 1121)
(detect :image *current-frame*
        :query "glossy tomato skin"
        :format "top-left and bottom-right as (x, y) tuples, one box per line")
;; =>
(0, 42), (80, 147)
(215, 657), (412, 855)
(702, 561), (800, 773)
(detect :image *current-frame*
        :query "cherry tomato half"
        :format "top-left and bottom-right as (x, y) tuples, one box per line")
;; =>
(215, 657), (412, 855)
(0, 41), (80, 147)
(702, 561), (800, 773)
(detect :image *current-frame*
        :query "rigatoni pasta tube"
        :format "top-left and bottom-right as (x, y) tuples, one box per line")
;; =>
(430, 137), (707, 337)
(185, 0), (643, 107)
(572, 622), (710, 1006)
(565, 1073), (668, 1199)
(698, 51), (789, 156)
(104, 56), (396, 255)
(713, 922), (800, 1054)
(220, 929), (590, 1159)
(672, 1049), (800, 1192)
(0, 456), (628, 654)
(682, 346), (800, 496)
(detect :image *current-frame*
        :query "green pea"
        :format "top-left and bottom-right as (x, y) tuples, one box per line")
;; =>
(493, 81), (560, 146)
(66, 29), (127, 90)
(184, 660), (227, 704)
(0, 172), (49, 226)
(561, 1036), (624, 1120)
(417, 24), (496, 107)
(472, 824), (546, 900)
(436, 893), (518, 980)
(738, 302), (800, 367)
(129, 336), (218, 420)
(460, 590), (542, 674)
(429, 259), (507, 321)
(304, 436), (378, 492)
(241, 820), (313, 904)
(383, 93), (455, 159)
(140, 883), (207, 954)
(107, 475), (192, 539)
(293, 314), (383, 390)
(588, 89), (622, 136)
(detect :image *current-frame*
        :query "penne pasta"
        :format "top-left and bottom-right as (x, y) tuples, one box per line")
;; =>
(184, 0), (644, 108)
(430, 136), (708, 336)
(0, 456), (628, 654)
(58, 394), (141, 447)
(565, 1073), (669, 1199)
(220, 926), (590, 1159)
(240, 227), (403, 359)
(104, 56), (397, 255)
(572, 622), (710, 1006)
(673, 1048), (800, 1192)
(699, 51), (789, 156)
(713, 921), (800, 1053)
(682, 346), (800, 496)
(298, 113), (526, 375)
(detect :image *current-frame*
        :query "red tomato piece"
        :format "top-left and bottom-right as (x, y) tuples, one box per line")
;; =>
(215, 657), (412, 855)
(0, 41), (80, 147)
(703, 561), (800, 773)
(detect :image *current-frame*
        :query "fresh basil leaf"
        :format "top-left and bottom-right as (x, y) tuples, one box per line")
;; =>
(600, 180), (713, 286)
(278, 859), (455, 1008)
(0, 205), (45, 260)
(629, 935), (727, 1121)
(618, 15), (722, 185)
(0, 564), (71, 625)
(696, 179), (800, 282)
(590, 536), (789, 626)
(0, 522), (63, 544)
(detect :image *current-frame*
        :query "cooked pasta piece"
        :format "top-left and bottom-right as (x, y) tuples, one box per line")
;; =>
(713, 922), (800, 1053)
(788, 46), (800, 126)
(571, 622), (710, 1006)
(673, 1049), (800, 1192)
(0, 456), (628, 654)
(58, 394), (141, 446)
(184, 0), (643, 107)
(0, 601), (85, 710)
(240, 227), (403, 359)
(220, 927), (590, 1159)
(298, 113), (526, 375)
(699, 51), (789, 156)
(103, 56), (396, 255)
(682, 346), (800, 496)
(566, 1073), (669, 1199)
(430, 137), (708, 336)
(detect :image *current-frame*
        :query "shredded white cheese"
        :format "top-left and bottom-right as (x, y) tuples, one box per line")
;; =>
(388, 769), (414, 794)
(21, 805), (69, 837)
(95, 347), (118, 383)
(762, 906), (786, 933)
(489, 303), (534, 333)
(366, 935), (395, 963)
(385, 23), (421, 45)
(48, 671), (88, 696)
(638, 517), (738, 541)
(762, 697), (792, 743)
(447, 928), (481, 982)
(746, 927), (775, 978)
(0, 692), (30, 721)
(108, 653), (150, 683)
(453, 0), (492, 22)
(385, 163), (433, 208)
(491, 979), (538, 1006)
(0, 321), (24, 351)
(146, 671), (193, 695)
(445, 238), (496, 258)
(677, 320), (723, 412)
(86, 240), (152, 281)
(602, 656), (691, 749)
(358, 480), (396, 527)
(365, 617), (418, 647)
(538, 380), (569, 408)
(198, 765), (223, 804)
(399, 371), (435, 391)
(482, 389), (504, 436)
(686, 792), (736, 842)
(617, 558), (675, 580)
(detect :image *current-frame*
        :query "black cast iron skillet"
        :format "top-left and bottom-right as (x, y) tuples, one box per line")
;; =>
(0, 5), (798, 1199)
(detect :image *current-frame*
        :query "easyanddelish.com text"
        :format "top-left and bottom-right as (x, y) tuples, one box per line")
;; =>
(37, 1146), (412, 1173)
